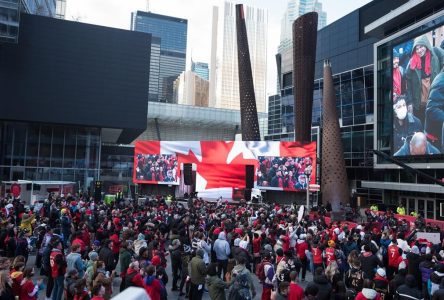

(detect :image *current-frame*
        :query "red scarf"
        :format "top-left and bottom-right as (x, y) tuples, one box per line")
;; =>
(409, 49), (431, 76)
(393, 67), (402, 96)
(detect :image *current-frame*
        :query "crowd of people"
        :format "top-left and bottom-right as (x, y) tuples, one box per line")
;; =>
(257, 157), (313, 190)
(135, 154), (178, 183)
(392, 30), (444, 156)
(0, 193), (444, 300)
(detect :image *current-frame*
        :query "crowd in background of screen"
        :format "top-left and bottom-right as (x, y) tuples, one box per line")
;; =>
(135, 154), (178, 183)
(256, 156), (313, 190)
(392, 23), (444, 156)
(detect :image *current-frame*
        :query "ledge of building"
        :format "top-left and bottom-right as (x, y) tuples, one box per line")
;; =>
(361, 180), (444, 193)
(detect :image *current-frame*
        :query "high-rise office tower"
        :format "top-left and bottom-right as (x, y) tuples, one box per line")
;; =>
(279, 0), (326, 53)
(56, 0), (67, 19)
(216, 1), (267, 113)
(209, 6), (218, 108)
(1, 0), (58, 43)
(191, 61), (209, 81)
(131, 11), (188, 103)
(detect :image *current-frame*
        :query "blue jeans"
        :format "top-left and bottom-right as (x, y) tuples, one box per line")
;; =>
(51, 275), (64, 300)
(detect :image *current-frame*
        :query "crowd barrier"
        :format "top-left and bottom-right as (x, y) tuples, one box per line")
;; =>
(309, 210), (444, 231)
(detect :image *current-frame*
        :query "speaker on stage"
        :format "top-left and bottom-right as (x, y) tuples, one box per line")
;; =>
(245, 165), (254, 189)
(94, 180), (102, 201)
(183, 163), (193, 185)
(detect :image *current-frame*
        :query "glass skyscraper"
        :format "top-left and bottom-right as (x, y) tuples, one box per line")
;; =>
(131, 11), (188, 103)
(278, 0), (327, 53)
(191, 61), (209, 81)
(217, 1), (267, 113)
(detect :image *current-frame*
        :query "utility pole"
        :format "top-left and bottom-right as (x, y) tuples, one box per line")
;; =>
(146, 0), (150, 12)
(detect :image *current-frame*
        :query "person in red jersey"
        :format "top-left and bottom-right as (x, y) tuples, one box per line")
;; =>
(20, 267), (43, 300)
(50, 239), (66, 300)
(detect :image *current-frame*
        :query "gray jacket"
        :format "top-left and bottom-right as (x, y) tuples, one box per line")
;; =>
(213, 232), (231, 260)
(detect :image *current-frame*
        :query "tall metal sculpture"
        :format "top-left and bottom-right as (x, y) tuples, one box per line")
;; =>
(321, 60), (349, 215)
(236, 4), (261, 141)
(293, 12), (318, 142)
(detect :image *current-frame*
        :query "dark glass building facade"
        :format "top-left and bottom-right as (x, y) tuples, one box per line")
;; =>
(131, 11), (187, 103)
(266, 0), (444, 214)
(0, 14), (150, 190)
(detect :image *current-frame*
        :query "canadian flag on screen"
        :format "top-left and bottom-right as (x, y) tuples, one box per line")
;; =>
(134, 141), (317, 199)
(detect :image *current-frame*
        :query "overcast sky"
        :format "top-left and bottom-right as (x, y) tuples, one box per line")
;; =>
(65, 0), (372, 96)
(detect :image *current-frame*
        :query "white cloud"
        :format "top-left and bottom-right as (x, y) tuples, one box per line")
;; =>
(65, 0), (371, 101)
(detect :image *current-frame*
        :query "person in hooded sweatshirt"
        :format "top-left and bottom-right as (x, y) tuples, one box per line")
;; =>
(407, 245), (423, 289)
(355, 279), (381, 300)
(432, 278), (444, 300)
(306, 267), (332, 300)
(430, 263), (444, 296)
(360, 245), (383, 280)
(396, 274), (423, 300)
(213, 232), (231, 279)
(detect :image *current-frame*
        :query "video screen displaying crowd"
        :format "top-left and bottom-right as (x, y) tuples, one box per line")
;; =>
(0, 192), (444, 300)
(392, 25), (444, 156)
(257, 156), (313, 190)
(135, 154), (178, 183)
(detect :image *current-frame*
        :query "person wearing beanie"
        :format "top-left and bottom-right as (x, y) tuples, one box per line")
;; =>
(407, 245), (422, 289)
(396, 274), (423, 300)
(324, 240), (337, 266)
(373, 268), (389, 299)
(355, 279), (381, 300)
(86, 251), (99, 291)
(189, 249), (207, 300)
(206, 262), (232, 300)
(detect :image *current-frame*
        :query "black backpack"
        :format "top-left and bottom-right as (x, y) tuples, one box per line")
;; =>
(228, 273), (252, 300)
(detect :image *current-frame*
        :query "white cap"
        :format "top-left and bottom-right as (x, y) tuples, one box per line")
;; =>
(377, 268), (386, 277)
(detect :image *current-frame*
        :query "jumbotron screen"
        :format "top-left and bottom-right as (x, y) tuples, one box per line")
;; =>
(133, 141), (317, 193)
(392, 23), (444, 156)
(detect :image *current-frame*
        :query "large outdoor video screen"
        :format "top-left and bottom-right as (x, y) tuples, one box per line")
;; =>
(257, 156), (313, 191)
(133, 141), (317, 193)
(391, 23), (444, 156)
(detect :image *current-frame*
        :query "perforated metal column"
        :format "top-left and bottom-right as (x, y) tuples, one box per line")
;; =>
(292, 12), (318, 142)
(321, 61), (349, 212)
(235, 4), (261, 141)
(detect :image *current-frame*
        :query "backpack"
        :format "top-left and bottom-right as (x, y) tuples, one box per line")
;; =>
(228, 273), (252, 300)
(121, 271), (138, 291)
(255, 261), (271, 282)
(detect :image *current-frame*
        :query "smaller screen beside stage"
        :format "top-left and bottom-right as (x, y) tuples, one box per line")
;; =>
(257, 156), (313, 191)
(134, 154), (179, 185)
(391, 22), (444, 156)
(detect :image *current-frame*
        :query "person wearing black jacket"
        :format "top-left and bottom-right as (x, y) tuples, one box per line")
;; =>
(407, 246), (423, 289)
(396, 274), (423, 300)
(432, 278), (444, 300)
(98, 239), (115, 273)
(389, 269), (407, 300)
(306, 267), (333, 300)
(171, 239), (184, 287)
(359, 245), (383, 279)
